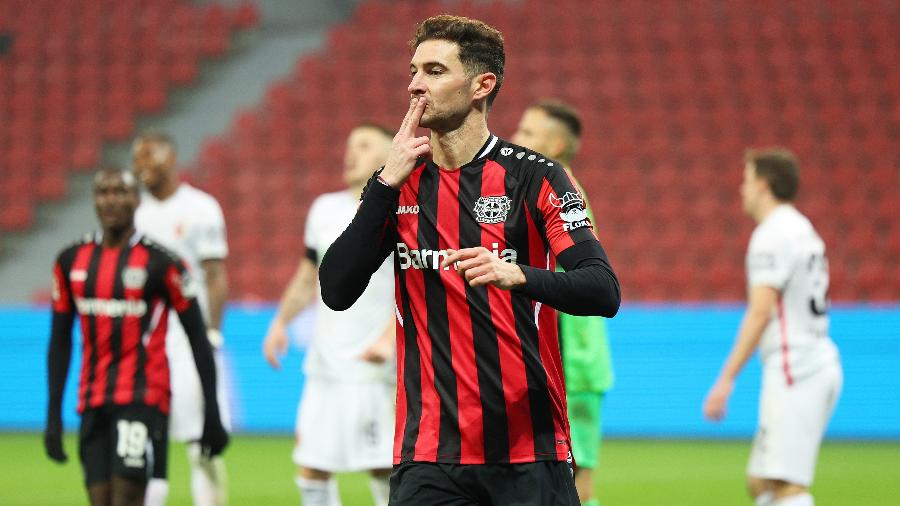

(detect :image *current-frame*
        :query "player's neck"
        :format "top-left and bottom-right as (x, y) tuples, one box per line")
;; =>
(101, 225), (136, 249)
(754, 198), (785, 223)
(430, 114), (491, 169)
(151, 175), (180, 201)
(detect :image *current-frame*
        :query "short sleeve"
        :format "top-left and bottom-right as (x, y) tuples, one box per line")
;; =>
(163, 260), (199, 313)
(51, 260), (73, 313)
(303, 197), (323, 250)
(536, 166), (597, 257)
(192, 198), (228, 261)
(746, 228), (793, 290)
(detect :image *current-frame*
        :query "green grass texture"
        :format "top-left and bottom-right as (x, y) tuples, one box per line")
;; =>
(2, 434), (897, 505)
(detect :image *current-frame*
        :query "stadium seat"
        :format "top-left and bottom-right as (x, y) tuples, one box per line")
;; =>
(184, 0), (898, 301)
(0, 0), (251, 233)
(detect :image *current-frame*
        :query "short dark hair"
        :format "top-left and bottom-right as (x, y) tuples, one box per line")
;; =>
(133, 129), (176, 152)
(745, 148), (799, 201)
(410, 15), (505, 106)
(94, 166), (138, 191)
(531, 100), (582, 138)
(356, 121), (395, 139)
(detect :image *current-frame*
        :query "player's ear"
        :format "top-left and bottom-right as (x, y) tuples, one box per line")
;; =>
(551, 136), (568, 160)
(471, 72), (497, 103)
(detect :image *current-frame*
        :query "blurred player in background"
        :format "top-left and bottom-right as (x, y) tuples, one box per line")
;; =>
(262, 123), (396, 506)
(44, 168), (228, 506)
(319, 15), (620, 505)
(131, 131), (231, 506)
(513, 100), (615, 506)
(703, 149), (842, 506)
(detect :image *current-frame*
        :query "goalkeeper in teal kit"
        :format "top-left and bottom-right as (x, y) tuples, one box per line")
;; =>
(514, 100), (614, 506)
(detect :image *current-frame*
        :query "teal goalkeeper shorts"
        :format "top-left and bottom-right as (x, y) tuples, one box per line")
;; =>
(567, 391), (604, 470)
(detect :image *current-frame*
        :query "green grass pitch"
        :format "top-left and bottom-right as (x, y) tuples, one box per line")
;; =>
(1, 433), (897, 505)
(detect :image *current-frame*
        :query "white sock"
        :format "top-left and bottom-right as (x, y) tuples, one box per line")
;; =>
(144, 478), (169, 506)
(368, 474), (390, 506)
(772, 493), (814, 506)
(295, 477), (341, 506)
(187, 443), (228, 505)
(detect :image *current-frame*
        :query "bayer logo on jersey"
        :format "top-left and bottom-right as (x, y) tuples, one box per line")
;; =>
(473, 195), (512, 224)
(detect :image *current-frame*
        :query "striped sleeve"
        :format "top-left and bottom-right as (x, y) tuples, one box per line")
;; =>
(162, 258), (198, 313)
(51, 247), (77, 313)
(536, 166), (597, 257)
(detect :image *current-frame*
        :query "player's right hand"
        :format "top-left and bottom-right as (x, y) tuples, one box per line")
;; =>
(43, 419), (68, 463)
(703, 378), (734, 422)
(263, 319), (289, 369)
(379, 96), (430, 188)
(200, 418), (229, 458)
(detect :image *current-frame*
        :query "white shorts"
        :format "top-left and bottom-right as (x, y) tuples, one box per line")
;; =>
(747, 360), (842, 486)
(167, 325), (233, 442)
(293, 377), (395, 472)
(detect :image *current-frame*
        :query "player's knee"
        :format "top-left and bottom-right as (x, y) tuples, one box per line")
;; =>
(747, 476), (771, 498)
(771, 482), (809, 500)
(369, 468), (392, 479)
(299, 467), (332, 481)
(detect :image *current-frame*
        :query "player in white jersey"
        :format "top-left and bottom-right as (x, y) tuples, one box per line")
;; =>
(703, 148), (842, 506)
(131, 131), (231, 506)
(263, 123), (396, 506)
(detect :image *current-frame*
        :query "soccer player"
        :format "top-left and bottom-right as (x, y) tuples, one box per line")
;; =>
(131, 131), (231, 506)
(703, 149), (842, 506)
(262, 123), (396, 506)
(318, 15), (620, 505)
(44, 168), (229, 506)
(513, 100), (615, 506)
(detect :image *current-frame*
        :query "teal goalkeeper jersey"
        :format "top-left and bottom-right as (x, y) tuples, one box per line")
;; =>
(557, 171), (614, 393)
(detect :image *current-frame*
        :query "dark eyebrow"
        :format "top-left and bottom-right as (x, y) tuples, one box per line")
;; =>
(411, 61), (448, 70)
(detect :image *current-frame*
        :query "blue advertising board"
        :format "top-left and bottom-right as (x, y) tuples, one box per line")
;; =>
(1, 304), (897, 439)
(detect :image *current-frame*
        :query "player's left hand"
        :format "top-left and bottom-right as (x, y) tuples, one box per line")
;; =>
(441, 247), (526, 290)
(43, 418), (68, 463)
(200, 418), (230, 458)
(207, 328), (224, 350)
(703, 378), (734, 422)
(359, 336), (394, 364)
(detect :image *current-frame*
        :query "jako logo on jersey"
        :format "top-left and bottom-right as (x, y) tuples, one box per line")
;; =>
(70, 270), (88, 282)
(397, 242), (517, 270)
(473, 195), (512, 224)
(500, 147), (513, 156)
(75, 297), (148, 317)
(122, 267), (147, 289)
(396, 205), (419, 215)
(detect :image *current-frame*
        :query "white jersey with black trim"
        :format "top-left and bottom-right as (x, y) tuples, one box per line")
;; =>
(304, 190), (394, 381)
(746, 204), (840, 382)
(134, 183), (228, 323)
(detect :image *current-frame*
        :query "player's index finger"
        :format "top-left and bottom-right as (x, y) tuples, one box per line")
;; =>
(409, 96), (426, 132)
(398, 98), (417, 136)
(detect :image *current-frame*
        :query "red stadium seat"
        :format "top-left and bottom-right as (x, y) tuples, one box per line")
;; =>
(179, 0), (899, 301)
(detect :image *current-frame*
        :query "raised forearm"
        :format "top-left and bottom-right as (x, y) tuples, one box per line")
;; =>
(319, 180), (396, 311)
(518, 240), (620, 317)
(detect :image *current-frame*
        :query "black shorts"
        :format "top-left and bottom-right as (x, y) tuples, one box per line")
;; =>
(79, 404), (168, 485)
(389, 460), (579, 505)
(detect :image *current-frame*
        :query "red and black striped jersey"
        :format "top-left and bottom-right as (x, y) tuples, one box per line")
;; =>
(389, 136), (606, 465)
(51, 232), (199, 415)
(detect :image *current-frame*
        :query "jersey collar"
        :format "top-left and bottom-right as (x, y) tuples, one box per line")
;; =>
(95, 230), (143, 247)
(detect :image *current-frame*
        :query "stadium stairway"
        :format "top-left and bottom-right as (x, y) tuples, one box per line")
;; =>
(0, 0), (365, 302)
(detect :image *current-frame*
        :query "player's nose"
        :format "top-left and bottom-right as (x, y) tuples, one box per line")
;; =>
(408, 74), (426, 96)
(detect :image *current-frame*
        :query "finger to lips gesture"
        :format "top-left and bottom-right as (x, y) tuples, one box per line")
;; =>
(380, 97), (431, 188)
(441, 247), (526, 290)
